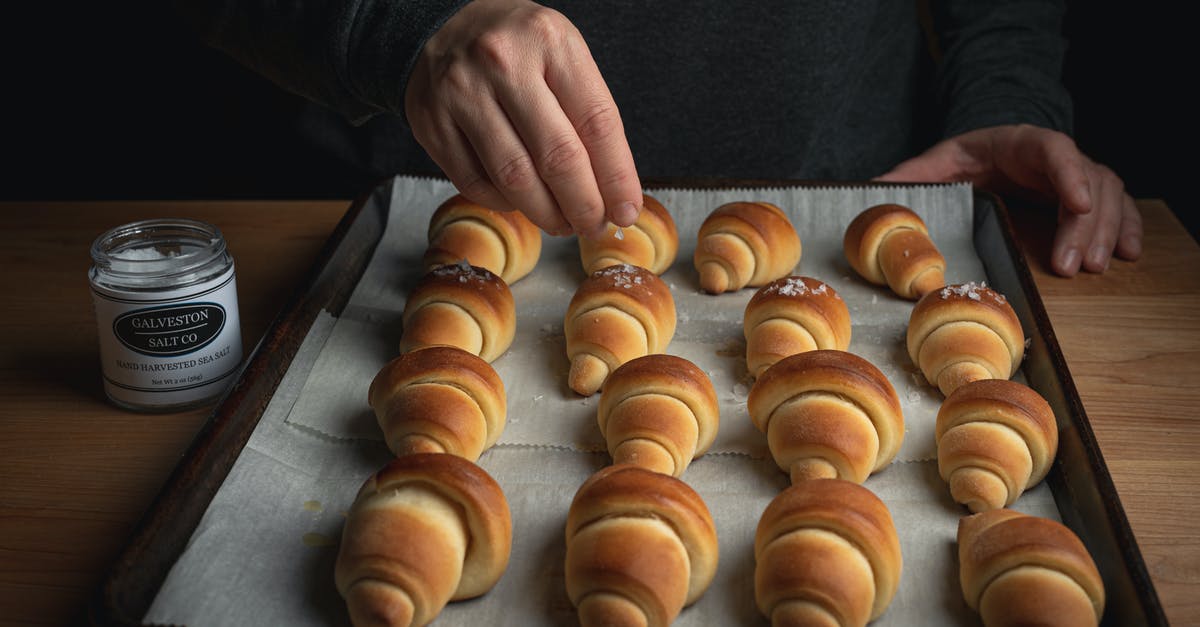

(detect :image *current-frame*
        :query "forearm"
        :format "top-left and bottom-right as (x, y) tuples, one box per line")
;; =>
(931, 0), (1073, 138)
(174, 0), (469, 123)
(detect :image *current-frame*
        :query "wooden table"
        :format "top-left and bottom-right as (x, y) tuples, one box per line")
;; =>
(0, 198), (1196, 626)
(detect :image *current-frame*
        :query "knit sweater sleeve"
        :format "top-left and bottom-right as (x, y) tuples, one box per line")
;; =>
(174, 0), (470, 124)
(930, 0), (1074, 138)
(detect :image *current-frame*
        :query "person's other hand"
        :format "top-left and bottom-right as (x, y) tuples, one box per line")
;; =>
(876, 124), (1142, 276)
(405, 0), (643, 239)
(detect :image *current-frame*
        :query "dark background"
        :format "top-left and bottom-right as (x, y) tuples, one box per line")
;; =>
(2, 3), (1192, 240)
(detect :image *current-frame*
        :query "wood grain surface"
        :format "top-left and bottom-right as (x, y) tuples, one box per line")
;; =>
(0, 198), (1196, 626)
(1009, 199), (1200, 626)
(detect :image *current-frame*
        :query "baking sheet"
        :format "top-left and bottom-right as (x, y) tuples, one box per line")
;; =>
(145, 176), (1061, 626)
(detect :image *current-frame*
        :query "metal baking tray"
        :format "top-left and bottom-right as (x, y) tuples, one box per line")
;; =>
(89, 177), (1167, 626)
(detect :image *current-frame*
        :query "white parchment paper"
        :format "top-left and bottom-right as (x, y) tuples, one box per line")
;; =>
(146, 175), (1058, 626)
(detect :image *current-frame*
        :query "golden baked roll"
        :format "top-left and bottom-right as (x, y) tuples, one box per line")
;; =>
(958, 509), (1105, 627)
(693, 201), (802, 294)
(564, 264), (677, 396)
(424, 193), (542, 284)
(596, 354), (719, 476)
(843, 203), (946, 300)
(368, 346), (507, 461)
(937, 379), (1058, 512)
(906, 282), (1024, 396)
(335, 453), (512, 627)
(399, 262), (515, 363)
(747, 350), (904, 484)
(744, 276), (852, 379)
(579, 193), (679, 276)
(755, 479), (902, 627)
(565, 464), (719, 627)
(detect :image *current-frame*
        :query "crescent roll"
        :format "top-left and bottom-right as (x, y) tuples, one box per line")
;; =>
(564, 264), (676, 396)
(907, 282), (1025, 396)
(755, 479), (902, 627)
(565, 464), (719, 627)
(744, 276), (852, 379)
(368, 346), (507, 461)
(747, 350), (904, 484)
(579, 194), (679, 275)
(597, 354), (719, 476)
(936, 379), (1058, 512)
(844, 203), (946, 300)
(399, 262), (516, 363)
(424, 193), (542, 284)
(693, 201), (802, 294)
(958, 509), (1105, 627)
(335, 454), (512, 627)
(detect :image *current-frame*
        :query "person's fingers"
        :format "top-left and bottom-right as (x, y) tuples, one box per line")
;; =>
(543, 33), (643, 229)
(1115, 194), (1144, 261)
(1050, 193), (1100, 277)
(496, 78), (609, 239)
(1079, 164), (1124, 273)
(445, 84), (578, 236)
(999, 126), (1093, 215)
(1051, 208), (1088, 276)
(418, 115), (580, 235)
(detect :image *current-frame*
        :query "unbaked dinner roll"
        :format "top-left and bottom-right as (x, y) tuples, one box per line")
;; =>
(597, 354), (719, 477)
(755, 479), (902, 627)
(399, 262), (515, 363)
(424, 193), (542, 284)
(843, 203), (945, 300)
(565, 464), (719, 627)
(937, 379), (1058, 513)
(958, 509), (1105, 627)
(368, 346), (506, 461)
(564, 264), (676, 396)
(693, 201), (802, 294)
(744, 276), (851, 379)
(579, 193), (678, 275)
(335, 454), (512, 627)
(748, 350), (904, 484)
(907, 282), (1024, 397)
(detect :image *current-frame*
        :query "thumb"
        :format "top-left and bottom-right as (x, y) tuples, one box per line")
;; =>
(873, 142), (965, 183)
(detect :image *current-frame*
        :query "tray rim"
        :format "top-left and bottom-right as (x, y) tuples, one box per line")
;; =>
(88, 176), (1166, 626)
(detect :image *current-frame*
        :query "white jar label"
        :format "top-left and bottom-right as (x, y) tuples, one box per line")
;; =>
(91, 265), (243, 410)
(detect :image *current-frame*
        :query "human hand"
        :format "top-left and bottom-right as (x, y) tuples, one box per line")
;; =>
(404, 0), (643, 239)
(876, 124), (1142, 276)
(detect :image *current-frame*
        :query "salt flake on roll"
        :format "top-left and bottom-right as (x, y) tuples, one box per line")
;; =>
(564, 264), (676, 396)
(906, 281), (1024, 397)
(399, 262), (516, 363)
(743, 276), (852, 379)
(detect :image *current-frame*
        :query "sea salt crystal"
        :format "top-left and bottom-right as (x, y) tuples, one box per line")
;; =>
(731, 382), (749, 402)
(112, 246), (175, 261)
(939, 281), (998, 302)
(613, 227), (624, 240)
(598, 263), (644, 289)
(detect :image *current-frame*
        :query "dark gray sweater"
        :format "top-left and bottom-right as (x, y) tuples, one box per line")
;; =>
(177, 0), (1072, 182)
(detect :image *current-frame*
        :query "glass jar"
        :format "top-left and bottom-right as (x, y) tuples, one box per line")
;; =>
(89, 218), (243, 412)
